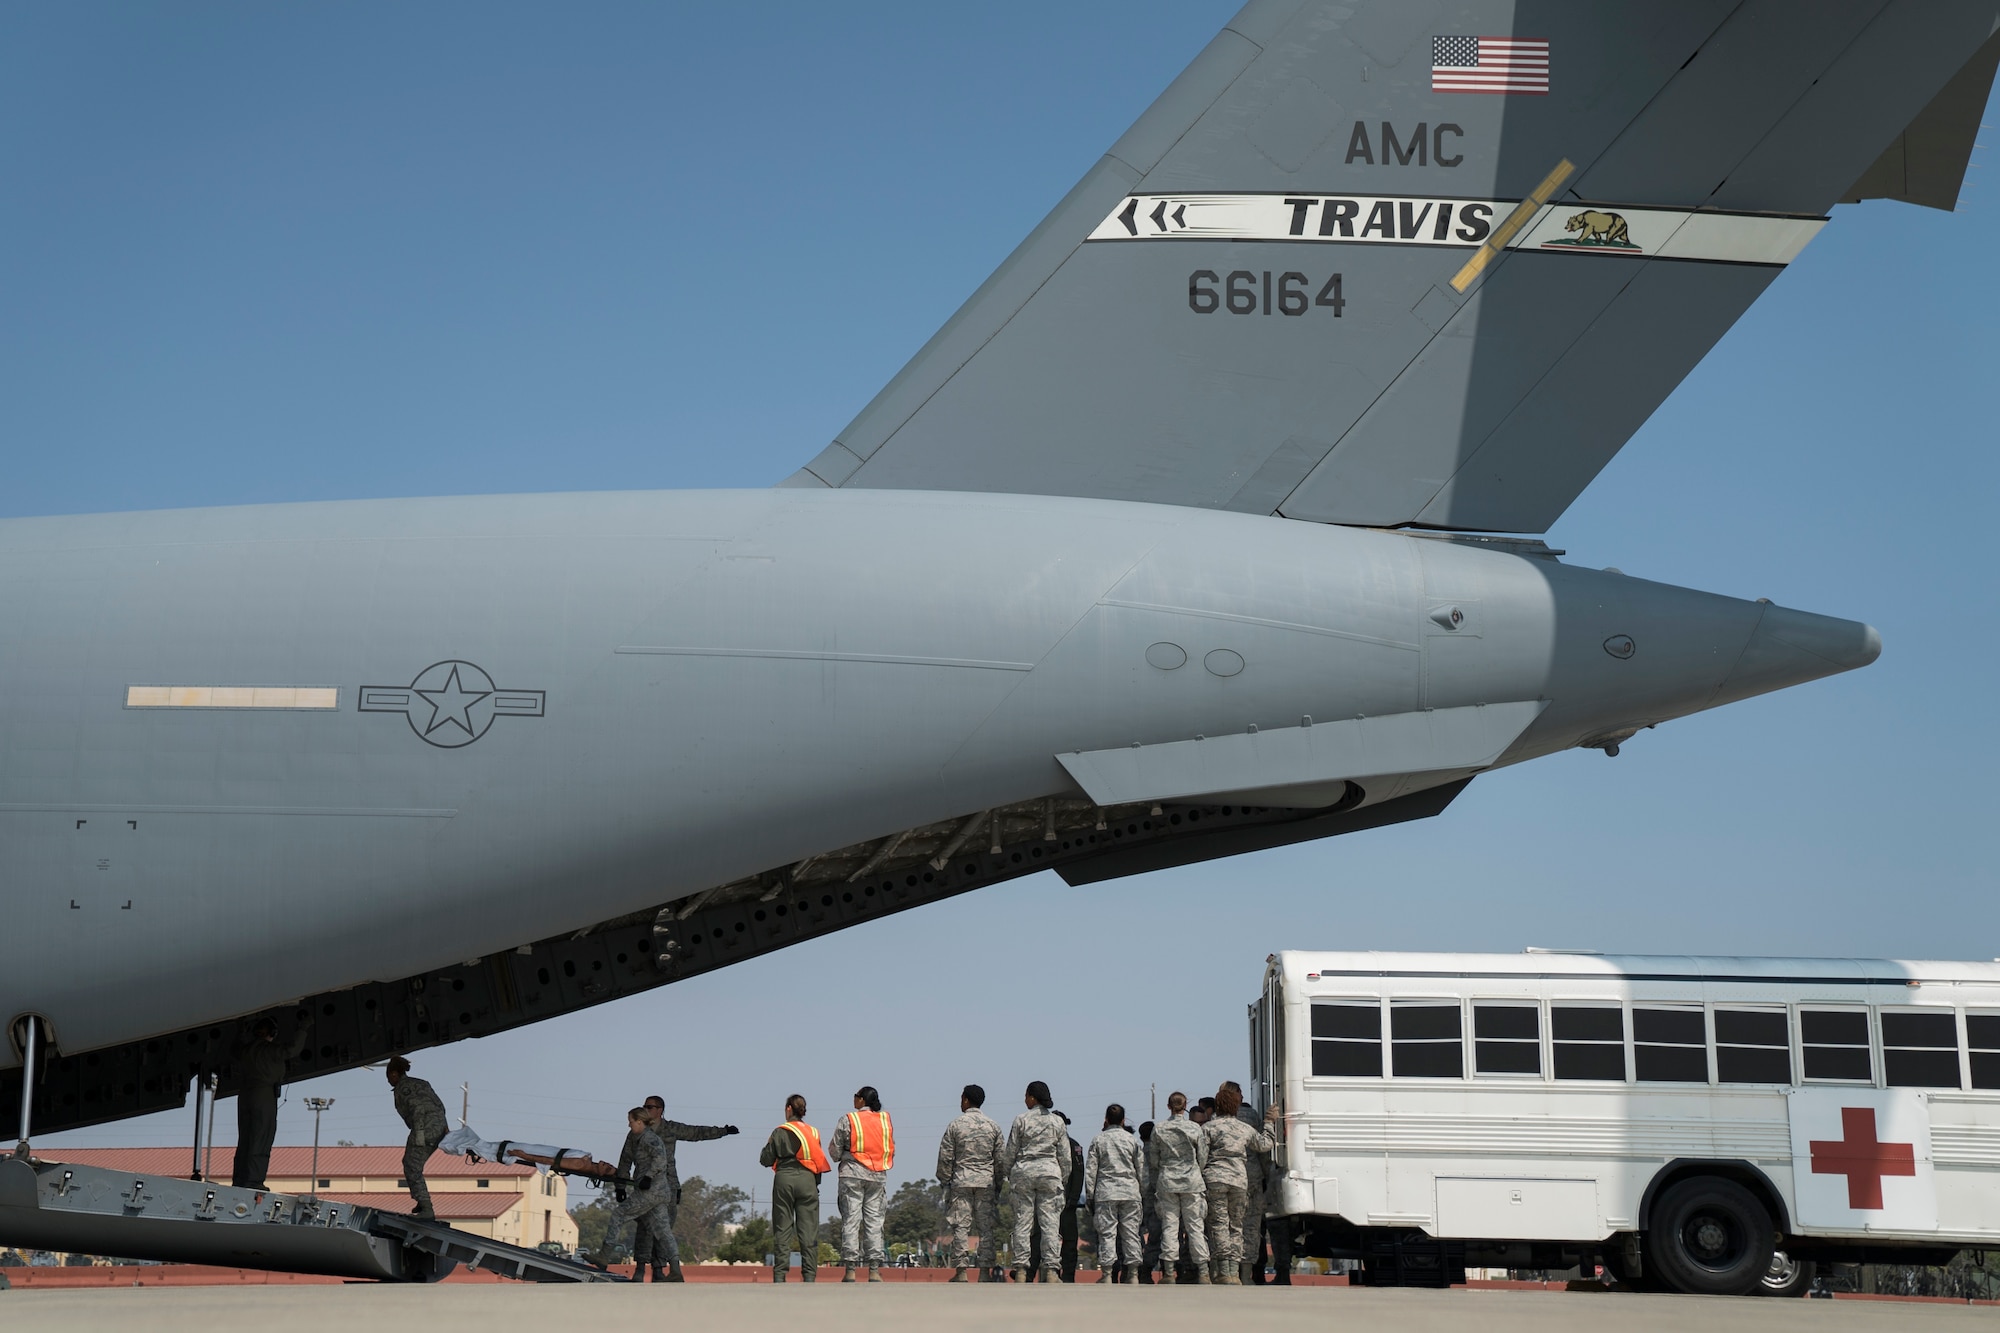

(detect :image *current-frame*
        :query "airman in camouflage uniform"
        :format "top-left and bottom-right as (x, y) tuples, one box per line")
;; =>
(935, 1083), (1003, 1280)
(1229, 1082), (1288, 1285)
(640, 1096), (738, 1204)
(617, 1109), (682, 1283)
(999, 1081), (1068, 1282)
(1148, 1092), (1210, 1283)
(1250, 1136), (1293, 1284)
(1201, 1084), (1274, 1285)
(1083, 1103), (1145, 1282)
(616, 1119), (670, 1278)
(617, 1093), (737, 1280)
(385, 1056), (449, 1220)
(1239, 1097), (1270, 1282)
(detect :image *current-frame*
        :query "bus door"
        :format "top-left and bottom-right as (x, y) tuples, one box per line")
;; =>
(1787, 1005), (1946, 1233)
(1259, 966), (1286, 1171)
(1249, 999), (1264, 1108)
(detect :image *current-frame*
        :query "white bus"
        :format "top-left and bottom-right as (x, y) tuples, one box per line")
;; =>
(1250, 951), (2000, 1295)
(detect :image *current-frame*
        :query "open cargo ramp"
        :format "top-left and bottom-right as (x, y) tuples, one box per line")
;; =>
(0, 1154), (614, 1283)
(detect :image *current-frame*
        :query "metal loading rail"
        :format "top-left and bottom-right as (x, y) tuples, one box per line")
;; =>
(367, 1208), (616, 1283)
(0, 1154), (616, 1283)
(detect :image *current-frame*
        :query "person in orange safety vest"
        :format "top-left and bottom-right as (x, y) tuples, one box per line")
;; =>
(760, 1093), (830, 1282)
(831, 1085), (895, 1281)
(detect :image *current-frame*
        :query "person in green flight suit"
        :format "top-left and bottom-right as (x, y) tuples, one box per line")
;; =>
(759, 1094), (830, 1282)
(229, 1014), (310, 1189)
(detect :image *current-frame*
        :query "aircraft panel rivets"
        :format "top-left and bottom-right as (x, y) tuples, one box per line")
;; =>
(1603, 635), (1636, 660)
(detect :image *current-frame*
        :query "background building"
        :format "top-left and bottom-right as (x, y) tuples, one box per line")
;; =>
(53, 1147), (580, 1251)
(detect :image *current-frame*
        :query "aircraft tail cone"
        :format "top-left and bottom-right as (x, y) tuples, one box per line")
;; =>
(1710, 603), (1881, 708)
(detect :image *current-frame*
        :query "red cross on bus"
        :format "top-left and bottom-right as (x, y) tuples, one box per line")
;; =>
(1810, 1106), (1917, 1210)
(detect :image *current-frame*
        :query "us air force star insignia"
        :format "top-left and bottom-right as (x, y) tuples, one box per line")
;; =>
(416, 664), (487, 740)
(358, 660), (546, 748)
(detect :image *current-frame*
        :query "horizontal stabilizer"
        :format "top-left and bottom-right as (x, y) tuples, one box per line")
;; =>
(1056, 700), (1545, 807)
(790, 0), (2000, 532)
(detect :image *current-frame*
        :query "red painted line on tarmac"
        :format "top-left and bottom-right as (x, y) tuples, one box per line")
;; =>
(8, 1264), (1986, 1302)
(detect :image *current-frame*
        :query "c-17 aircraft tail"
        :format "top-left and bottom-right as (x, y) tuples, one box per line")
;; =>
(0, 1), (1987, 1201)
(790, 0), (2000, 533)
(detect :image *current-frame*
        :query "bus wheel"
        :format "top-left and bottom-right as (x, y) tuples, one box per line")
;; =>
(1646, 1176), (1774, 1297)
(1759, 1250), (1815, 1297)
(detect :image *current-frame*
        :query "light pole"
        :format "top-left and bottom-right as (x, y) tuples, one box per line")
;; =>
(304, 1097), (335, 1201)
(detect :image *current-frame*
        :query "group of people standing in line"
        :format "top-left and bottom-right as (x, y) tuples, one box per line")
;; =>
(725, 1079), (1290, 1285)
(227, 1022), (1289, 1287)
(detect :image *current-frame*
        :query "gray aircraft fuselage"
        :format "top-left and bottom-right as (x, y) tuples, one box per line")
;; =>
(0, 486), (1875, 1067)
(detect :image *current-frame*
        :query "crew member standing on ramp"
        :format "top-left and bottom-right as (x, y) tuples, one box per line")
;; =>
(229, 1014), (309, 1189)
(760, 1094), (830, 1282)
(832, 1086), (894, 1282)
(385, 1056), (449, 1220)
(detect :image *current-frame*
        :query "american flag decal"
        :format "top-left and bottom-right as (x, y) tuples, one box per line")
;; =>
(1432, 35), (1550, 95)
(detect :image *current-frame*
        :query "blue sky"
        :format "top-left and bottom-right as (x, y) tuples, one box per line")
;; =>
(9, 3), (1997, 1207)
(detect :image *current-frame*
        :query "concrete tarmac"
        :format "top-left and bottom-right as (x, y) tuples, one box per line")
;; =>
(0, 1282), (1985, 1332)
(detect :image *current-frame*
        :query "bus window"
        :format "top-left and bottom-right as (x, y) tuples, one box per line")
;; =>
(1715, 1008), (1790, 1084)
(1391, 1002), (1464, 1078)
(1552, 1005), (1626, 1081)
(1310, 1002), (1382, 1077)
(1473, 1003), (1540, 1075)
(1801, 1009), (1872, 1082)
(1968, 1013), (2000, 1090)
(1633, 1006), (1707, 1083)
(1882, 1009), (1961, 1088)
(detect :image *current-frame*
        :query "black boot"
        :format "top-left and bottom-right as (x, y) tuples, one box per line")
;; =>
(665, 1261), (684, 1283)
